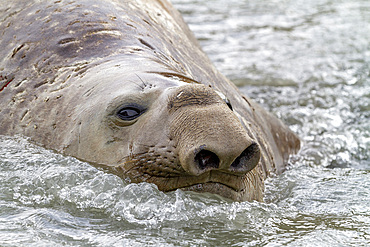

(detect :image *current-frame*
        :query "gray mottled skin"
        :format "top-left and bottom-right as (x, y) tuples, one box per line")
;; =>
(0, 0), (300, 201)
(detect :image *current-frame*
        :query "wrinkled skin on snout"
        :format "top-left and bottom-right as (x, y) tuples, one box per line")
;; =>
(62, 66), (263, 202)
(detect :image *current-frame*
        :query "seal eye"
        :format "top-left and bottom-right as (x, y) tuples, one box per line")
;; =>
(215, 90), (233, 111)
(225, 98), (233, 111)
(117, 106), (143, 121)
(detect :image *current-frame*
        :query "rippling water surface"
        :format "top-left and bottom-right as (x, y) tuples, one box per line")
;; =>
(1, 0), (369, 246)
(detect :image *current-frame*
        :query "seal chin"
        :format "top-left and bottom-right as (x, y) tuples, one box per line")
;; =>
(150, 170), (252, 201)
(179, 182), (247, 202)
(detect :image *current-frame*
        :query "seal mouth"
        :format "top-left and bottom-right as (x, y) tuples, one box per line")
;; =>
(176, 181), (248, 201)
(110, 153), (262, 201)
(110, 162), (262, 201)
(145, 170), (249, 199)
(177, 181), (245, 193)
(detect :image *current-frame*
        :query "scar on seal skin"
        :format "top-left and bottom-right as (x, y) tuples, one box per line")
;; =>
(0, 0), (300, 202)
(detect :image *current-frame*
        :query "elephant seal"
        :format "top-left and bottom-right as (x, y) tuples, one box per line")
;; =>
(0, 0), (300, 201)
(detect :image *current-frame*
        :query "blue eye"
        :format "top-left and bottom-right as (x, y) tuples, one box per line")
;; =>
(117, 106), (144, 121)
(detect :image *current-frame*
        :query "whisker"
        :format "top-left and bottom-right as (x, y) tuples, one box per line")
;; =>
(135, 73), (153, 90)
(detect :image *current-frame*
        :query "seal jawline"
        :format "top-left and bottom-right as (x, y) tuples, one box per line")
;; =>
(177, 182), (245, 193)
(178, 182), (247, 201)
(143, 171), (246, 193)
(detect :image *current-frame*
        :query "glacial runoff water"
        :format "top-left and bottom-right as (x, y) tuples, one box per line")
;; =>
(0, 0), (369, 246)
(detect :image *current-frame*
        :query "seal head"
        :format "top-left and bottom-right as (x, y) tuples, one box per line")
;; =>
(117, 83), (263, 202)
(59, 66), (264, 201)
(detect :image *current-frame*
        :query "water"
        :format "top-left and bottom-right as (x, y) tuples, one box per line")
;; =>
(1, 0), (369, 246)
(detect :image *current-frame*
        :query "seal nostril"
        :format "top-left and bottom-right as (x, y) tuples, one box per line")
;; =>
(231, 143), (260, 172)
(195, 150), (220, 170)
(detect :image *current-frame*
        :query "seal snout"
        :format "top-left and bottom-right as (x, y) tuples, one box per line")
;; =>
(191, 142), (260, 176)
(167, 84), (262, 179)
